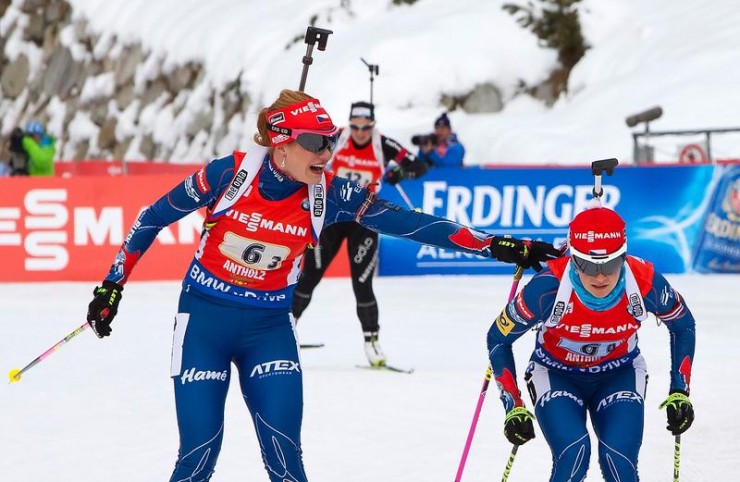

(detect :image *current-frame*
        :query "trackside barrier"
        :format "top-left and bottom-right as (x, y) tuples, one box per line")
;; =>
(0, 174), (351, 282)
(377, 162), (739, 275)
(55, 160), (204, 177)
(2, 163), (737, 281)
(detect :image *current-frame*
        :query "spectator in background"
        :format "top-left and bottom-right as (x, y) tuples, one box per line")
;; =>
(21, 121), (56, 176)
(416, 112), (465, 168)
(7, 127), (29, 176)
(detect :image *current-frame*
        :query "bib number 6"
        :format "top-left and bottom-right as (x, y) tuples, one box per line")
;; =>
(242, 243), (281, 270)
(221, 233), (290, 271)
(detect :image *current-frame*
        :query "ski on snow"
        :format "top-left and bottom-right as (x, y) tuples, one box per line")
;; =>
(299, 343), (326, 349)
(355, 364), (414, 374)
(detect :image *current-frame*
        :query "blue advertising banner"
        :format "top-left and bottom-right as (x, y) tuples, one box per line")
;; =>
(692, 164), (740, 273)
(377, 164), (721, 275)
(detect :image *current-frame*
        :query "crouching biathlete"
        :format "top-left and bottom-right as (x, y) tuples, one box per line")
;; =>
(487, 207), (696, 482)
(85, 89), (561, 482)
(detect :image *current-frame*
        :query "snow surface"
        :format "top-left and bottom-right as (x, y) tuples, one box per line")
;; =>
(2, 275), (738, 481)
(57, 0), (740, 165)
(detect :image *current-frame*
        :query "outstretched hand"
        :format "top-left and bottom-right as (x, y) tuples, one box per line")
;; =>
(489, 237), (563, 271)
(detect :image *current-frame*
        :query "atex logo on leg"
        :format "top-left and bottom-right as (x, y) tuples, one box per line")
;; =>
(250, 360), (301, 378)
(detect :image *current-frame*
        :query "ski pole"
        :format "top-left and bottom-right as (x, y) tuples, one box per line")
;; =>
(501, 445), (519, 482)
(672, 435), (681, 482)
(454, 264), (525, 481)
(298, 26), (333, 92)
(394, 183), (416, 211)
(8, 322), (90, 383)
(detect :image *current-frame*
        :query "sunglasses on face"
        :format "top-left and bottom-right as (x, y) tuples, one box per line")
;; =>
(349, 123), (375, 132)
(572, 254), (626, 277)
(295, 132), (337, 153)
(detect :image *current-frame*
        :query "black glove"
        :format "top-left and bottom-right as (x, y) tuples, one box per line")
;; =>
(383, 166), (403, 186)
(660, 391), (694, 435)
(401, 157), (427, 180)
(87, 280), (123, 338)
(489, 236), (562, 272)
(503, 407), (536, 445)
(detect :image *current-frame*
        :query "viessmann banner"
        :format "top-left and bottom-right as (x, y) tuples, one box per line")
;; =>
(377, 164), (731, 275)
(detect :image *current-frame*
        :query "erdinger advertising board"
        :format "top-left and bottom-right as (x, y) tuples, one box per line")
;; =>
(692, 164), (740, 272)
(377, 164), (722, 275)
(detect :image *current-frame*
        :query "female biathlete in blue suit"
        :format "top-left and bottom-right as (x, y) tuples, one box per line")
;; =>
(487, 207), (696, 482)
(85, 89), (561, 482)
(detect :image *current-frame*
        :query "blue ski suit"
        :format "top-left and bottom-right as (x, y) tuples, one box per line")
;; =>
(487, 256), (696, 482)
(104, 147), (503, 481)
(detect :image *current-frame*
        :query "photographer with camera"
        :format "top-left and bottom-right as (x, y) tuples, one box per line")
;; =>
(5, 121), (56, 176)
(413, 112), (465, 168)
(292, 100), (428, 367)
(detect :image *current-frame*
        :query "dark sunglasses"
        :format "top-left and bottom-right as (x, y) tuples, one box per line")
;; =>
(349, 123), (375, 132)
(572, 254), (626, 276)
(295, 133), (337, 153)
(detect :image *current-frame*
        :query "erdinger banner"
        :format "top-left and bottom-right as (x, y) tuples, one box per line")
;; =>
(692, 164), (740, 273)
(0, 175), (203, 282)
(377, 164), (721, 275)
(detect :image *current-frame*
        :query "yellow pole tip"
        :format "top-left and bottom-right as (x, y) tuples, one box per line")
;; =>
(8, 369), (21, 384)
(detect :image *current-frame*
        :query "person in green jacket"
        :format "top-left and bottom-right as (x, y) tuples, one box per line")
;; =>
(22, 121), (56, 176)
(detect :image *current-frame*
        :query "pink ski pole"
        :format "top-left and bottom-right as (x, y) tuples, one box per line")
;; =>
(8, 322), (90, 383)
(454, 265), (524, 481)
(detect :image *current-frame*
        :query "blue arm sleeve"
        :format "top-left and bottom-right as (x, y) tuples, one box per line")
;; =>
(325, 176), (494, 256)
(104, 156), (235, 284)
(487, 270), (558, 411)
(643, 271), (696, 394)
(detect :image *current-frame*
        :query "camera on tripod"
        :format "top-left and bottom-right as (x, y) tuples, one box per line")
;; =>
(411, 133), (439, 146)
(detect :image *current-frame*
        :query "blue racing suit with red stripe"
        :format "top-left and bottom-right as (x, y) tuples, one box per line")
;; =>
(102, 148), (499, 482)
(487, 255), (695, 482)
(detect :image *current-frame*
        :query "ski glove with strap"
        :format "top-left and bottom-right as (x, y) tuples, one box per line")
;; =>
(383, 166), (403, 186)
(489, 237), (562, 272)
(660, 390), (694, 435)
(87, 280), (123, 338)
(503, 407), (536, 445)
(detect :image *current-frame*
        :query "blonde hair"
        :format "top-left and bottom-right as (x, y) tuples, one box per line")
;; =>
(254, 89), (313, 147)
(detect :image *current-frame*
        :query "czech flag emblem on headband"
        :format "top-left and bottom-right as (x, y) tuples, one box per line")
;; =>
(266, 98), (338, 147)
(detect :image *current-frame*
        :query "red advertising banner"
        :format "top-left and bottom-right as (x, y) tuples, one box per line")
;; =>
(0, 176), (350, 282)
(55, 160), (204, 177)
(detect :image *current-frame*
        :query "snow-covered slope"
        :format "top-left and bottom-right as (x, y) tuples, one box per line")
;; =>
(57, 0), (740, 164)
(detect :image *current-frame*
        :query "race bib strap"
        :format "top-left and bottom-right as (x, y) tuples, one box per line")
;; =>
(624, 263), (648, 321)
(209, 144), (269, 220)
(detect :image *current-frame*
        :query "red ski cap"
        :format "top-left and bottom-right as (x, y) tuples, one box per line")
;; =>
(266, 98), (338, 147)
(568, 207), (627, 262)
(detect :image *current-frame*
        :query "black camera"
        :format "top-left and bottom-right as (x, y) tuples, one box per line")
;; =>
(411, 133), (438, 146)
